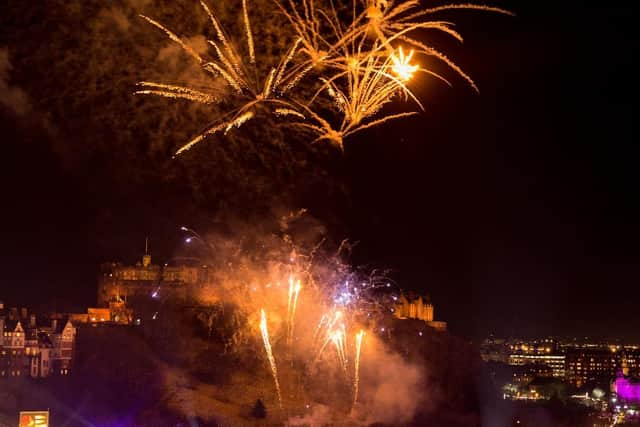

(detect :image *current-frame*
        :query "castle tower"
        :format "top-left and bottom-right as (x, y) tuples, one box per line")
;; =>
(142, 237), (151, 267)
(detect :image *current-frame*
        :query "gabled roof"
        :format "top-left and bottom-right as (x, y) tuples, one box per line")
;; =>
(2, 319), (23, 333)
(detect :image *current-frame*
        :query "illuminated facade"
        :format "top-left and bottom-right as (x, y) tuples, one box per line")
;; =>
(565, 349), (619, 387)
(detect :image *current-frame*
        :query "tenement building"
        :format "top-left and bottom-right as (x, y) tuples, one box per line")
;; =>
(0, 303), (76, 378)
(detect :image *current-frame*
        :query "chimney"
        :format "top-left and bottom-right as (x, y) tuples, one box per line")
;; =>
(30, 314), (36, 328)
(21, 307), (28, 319)
(52, 319), (58, 331)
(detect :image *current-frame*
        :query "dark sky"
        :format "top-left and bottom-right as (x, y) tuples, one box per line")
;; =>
(0, 0), (637, 340)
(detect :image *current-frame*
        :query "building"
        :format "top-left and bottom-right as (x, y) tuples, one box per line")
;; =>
(510, 354), (566, 379)
(565, 348), (619, 387)
(620, 349), (640, 377)
(1, 319), (26, 378)
(1, 304), (76, 378)
(480, 337), (564, 378)
(510, 363), (554, 384)
(508, 338), (558, 356)
(67, 303), (133, 325)
(393, 293), (447, 331)
(97, 252), (210, 307)
(480, 336), (510, 363)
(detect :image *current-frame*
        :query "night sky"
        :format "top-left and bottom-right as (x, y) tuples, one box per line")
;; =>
(0, 0), (637, 340)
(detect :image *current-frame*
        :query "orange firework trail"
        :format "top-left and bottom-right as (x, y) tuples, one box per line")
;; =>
(260, 309), (282, 409)
(353, 330), (365, 409)
(287, 276), (294, 343)
(291, 280), (301, 339)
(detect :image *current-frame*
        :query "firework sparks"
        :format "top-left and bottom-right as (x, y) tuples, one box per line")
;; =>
(296, 46), (422, 149)
(139, 1), (308, 155)
(331, 326), (348, 371)
(314, 310), (343, 361)
(287, 277), (302, 344)
(390, 47), (418, 82)
(312, 313), (328, 343)
(353, 0), (515, 91)
(135, 82), (219, 104)
(260, 309), (283, 409)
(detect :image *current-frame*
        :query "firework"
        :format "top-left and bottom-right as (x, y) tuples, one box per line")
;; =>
(294, 44), (422, 149)
(260, 309), (283, 409)
(137, 0), (511, 154)
(139, 1), (308, 156)
(348, 0), (515, 91)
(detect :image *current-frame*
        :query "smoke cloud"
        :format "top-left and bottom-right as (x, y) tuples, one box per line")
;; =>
(288, 404), (332, 426)
(0, 48), (30, 116)
(357, 336), (425, 425)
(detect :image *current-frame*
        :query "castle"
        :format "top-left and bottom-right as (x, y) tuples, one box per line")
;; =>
(97, 252), (210, 308)
(394, 293), (447, 331)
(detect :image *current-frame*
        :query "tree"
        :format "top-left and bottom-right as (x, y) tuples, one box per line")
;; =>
(250, 399), (267, 419)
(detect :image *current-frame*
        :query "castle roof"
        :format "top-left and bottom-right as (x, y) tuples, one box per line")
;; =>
(399, 291), (431, 303)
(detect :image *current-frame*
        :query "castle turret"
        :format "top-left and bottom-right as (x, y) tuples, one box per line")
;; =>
(142, 237), (151, 267)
